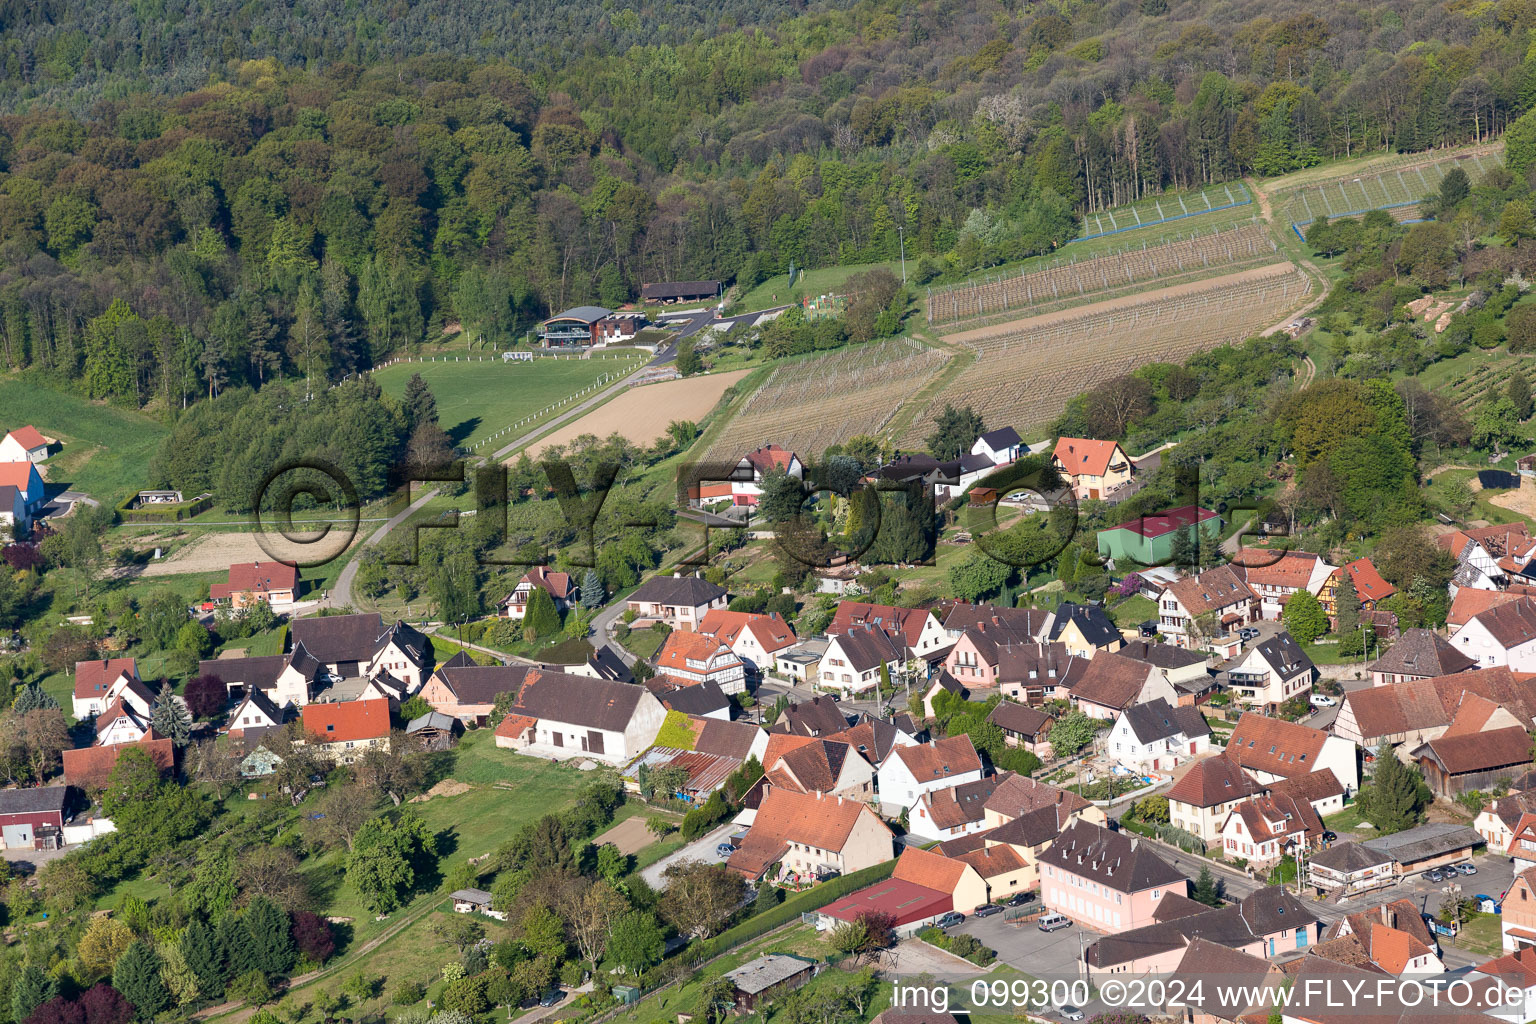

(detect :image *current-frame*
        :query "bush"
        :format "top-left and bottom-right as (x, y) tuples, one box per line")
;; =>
(393, 980), (425, 1005)
(689, 860), (896, 961)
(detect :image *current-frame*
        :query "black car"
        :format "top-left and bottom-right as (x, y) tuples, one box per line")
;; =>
(975, 904), (1004, 918)
(1006, 892), (1036, 907)
(1138, 622), (1158, 638)
(1321, 830), (1337, 842)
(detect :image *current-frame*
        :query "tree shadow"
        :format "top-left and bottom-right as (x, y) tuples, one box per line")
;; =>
(447, 417), (482, 447)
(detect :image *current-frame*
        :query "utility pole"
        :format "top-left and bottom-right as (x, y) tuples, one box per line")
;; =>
(898, 226), (907, 285)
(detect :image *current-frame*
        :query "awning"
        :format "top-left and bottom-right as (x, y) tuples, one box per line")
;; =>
(1507, 927), (1536, 942)
(1221, 613), (1243, 624)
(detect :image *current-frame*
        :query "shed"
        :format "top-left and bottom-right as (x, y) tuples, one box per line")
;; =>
(1360, 823), (1485, 877)
(721, 954), (818, 1012)
(406, 711), (463, 752)
(450, 888), (507, 920)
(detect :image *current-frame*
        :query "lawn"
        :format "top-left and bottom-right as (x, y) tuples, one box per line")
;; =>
(1456, 912), (1503, 957)
(624, 625), (670, 660)
(1323, 803), (1369, 834)
(372, 354), (644, 452)
(1109, 594), (1157, 628)
(0, 373), (169, 505)
(736, 259), (901, 313)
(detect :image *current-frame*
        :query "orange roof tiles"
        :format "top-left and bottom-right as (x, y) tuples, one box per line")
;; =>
(654, 631), (742, 674)
(1052, 437), (1125, 478)
(1336, 558), (1395, 603)
(495, 714), (535, 740)
(0, 462), (37, 492)
(73, 658), (138, 701)
(211, 560), (299, 599)
(891, 845), (972, 894)
(301, 697), (392, 743)
(5, 426), (45, 451)
(1225, 713), (1327, 779)
(952, 844), (1026, 879)
(1365, 922), (1429, 974)
(1232, 549), (1323, 589)
(698, 610), (797, 652)
(889, 735), (982, 780)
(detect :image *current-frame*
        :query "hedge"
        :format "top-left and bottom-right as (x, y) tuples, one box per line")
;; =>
(687, 858), (897, 962)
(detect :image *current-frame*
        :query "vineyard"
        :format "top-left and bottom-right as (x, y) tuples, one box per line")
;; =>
(1279, 150), (1503, 230)
(1440, 356), (1534, 410)
(905, 263), (1312, 443)
(926, 222), (1277, 326)
(1078, 180), (1252, 240)
(705, 339), (952, 462)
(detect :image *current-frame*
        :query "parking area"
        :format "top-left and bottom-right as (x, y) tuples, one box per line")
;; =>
(638, 822), (737, 888)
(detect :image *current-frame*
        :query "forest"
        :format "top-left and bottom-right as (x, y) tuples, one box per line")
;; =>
(0, 0), (1530, 415)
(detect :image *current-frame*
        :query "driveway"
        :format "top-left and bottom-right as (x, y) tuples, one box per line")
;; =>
(639, 822), (739, 888)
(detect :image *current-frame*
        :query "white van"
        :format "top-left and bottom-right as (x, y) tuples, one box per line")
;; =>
(1037, 912), (1071, 932)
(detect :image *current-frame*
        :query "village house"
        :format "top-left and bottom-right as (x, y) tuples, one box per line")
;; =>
(919, 671), (967, 720)
(1226, 712), (1359, 791)
(225, 688), (287, 742)
(1231, 549), (1337, 621)
(71, 658), (140, 720)
(1503, 866), (1536, 951)
(1318, 557), (1396, 627)
(644, 677), (733, 720)
(1039, 819), (1188, 934)
(816, 624), (904, 697)
(971, 427), (1023, 466)
(0, 461), (45, 521)
(1332, 666), (1536, 749)
(1365, 627), (1478, 685)
(1165, 940), (1285, 1024)
(1413, 723), (1535, 798)
(1439, 521), (1533, 596)
(773, 636), (829, 684)
(507, 669), (667, 765)
(986, 701), (1054, 759)
(940, 603), (1050, 641)
(288, 614), (432, 692)
(1052, 437), (1133, 500)
(726, 787), (895, 883)
(1083, 887), (1321, 977)
(1104, 698), (1210, 770)
(934, 798), (1094, 897)
(653, 630), (747, 695)
(888, 845), (990, 913)
(1307, 841), (1394, 897)
(1165, 755), (1266, 845)
(717, 444), (804, 506)
(625, 574), (728, 630)
(1215, 631), (1316, 712)
(829, 602), (950, 663)
(698, 610), (798, 676)
(877, 735), (984, 814)
(980, 773), (1106, 830)
(1473, 947), (1536, 1023)
(771, 694), (851, 738)
(760, 735), (875, 801)
(0, 787), (69, 851)
(720, 955), (817, 1014)
(1046, 602), (1124, 658)
(945, 634), (1084, 702)
(300, 698), (392, 764)
(1475, 786), (1536, 854)
(1218, 790), (1323, 867)
(197, 646), (323, 710)
(826, 715), (920, 767)
(95, 698), (153, 746)
(1067, 649), (1178, 720)
(1452, 596), (1536, 670)
(1096, 506), (1222, 566)
(499, 566), (577, 620)
(1159, 566), (1257, 650)
(1449, 587), (1536, 630)
(62, 737), (174, 790)
(0, 483), (27, 539)
(0, 426), (48, 463)
(908, 773), (1015, 844)
(1116, 639), (1213, 691)
(416, 664), (531, 725)
(210, 560), (300, 609)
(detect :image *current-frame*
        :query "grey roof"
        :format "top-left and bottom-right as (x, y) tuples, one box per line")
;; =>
(641, 281), (719, 300)
(986, 700), (1052, 738)
(378, 620), (430, 664)
(629, 575), (728, 608)
(1118, 639), (1209, 671)
(1251, 631), (1316, 679)
(406, 711), (461, 734)
(1086, 886), (1317, 969)
(587, 645), (634, 683)
(237, 687), (283, 723)
(290, 613), (386, 665)
(1121, 698), (1210, 745)
(513, 669), (651, 732)
(1037, 819), (1186, 894)
(434, 665), (532, 705)
(450, 888), (493, 904)
(976, 427), (1022, 450)
(439, 650), (476, 670)
(548, 305), (612, 323)
(1360, 823), (1485, 865)
(722, 954), (816, 995)
(833, 625), (903, 673)
(0, 485), (19, 511)
(1047, 602), (1121, 648)
(1365, 628), (1476, 678)
(654, 680), (731, 717)
(776, 695), (850, 738)
(198, 654), (294, 692)
(0, 786), (68, 816)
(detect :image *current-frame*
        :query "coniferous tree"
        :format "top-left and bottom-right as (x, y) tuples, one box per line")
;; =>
(1193, 866), (1225, 907)
(1509, 367), (1533, 422)
(1335, 575), (1361, 634)
(11, 966), (55, 1023)
(401, 373), (438, 432)
(1357, 741), (1431, 834)
(580, 569), (603, 610)
(180, 920), (223, 997)
(215, 915), (258, 984)
(149, 682), (192, 746)
(521, 586), (561, 643)
(245, 897), (297, 977)
(112, 941), (170, 1020)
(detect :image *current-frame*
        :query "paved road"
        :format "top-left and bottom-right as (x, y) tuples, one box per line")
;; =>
(328, 486), (441, 608)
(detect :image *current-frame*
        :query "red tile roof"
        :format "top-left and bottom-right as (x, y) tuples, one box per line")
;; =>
(495, 714), (535, 740)
(1232, 549), (1325, 589)
(888, 735), (982, 781)
(62, 737), (174, 789)
(1336, 558), (1395, 603)
(727, 787), (889, 876)
(5, 426), (46, 451)
(891, 845), (973, 894)
(829, 602), (934, 651)
(73, 658), (138, 701)
(1052, 437), (1126, 478)
(1166, 755), (1263, 809)
(301, 698), (392, 743)
(523, 565), (574, 600)
(654, 631), (741, 674)
(698, 610), (797, 653)
(210, 560), (299, 600)
(1225, 713), (1328, 779)
(0, 462), (37, 492)
(745, 444), (797, 474)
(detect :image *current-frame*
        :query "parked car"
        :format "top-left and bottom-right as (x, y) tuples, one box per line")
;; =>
(1309, 693), (1337, 707)
(539, 990), (563, 1007)
(1038, 912), (1071, 932)
(1423, 868), (1447, 882)
(975, 904), (1004, 918)
(1456, 862), (1477, 876)
(1321, 830), (1337, 842)
(1138, 622), (1158, 638)
(1239, 627), (1260, 640)
(1006, 892), (1036, 907)
(716, 842), (736, 857)
(1059, 1007), (1085, 1021)
(937, 912), (966, 929)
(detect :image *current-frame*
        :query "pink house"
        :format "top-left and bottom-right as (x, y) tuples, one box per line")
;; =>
(1037, 819), (1188, 934)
